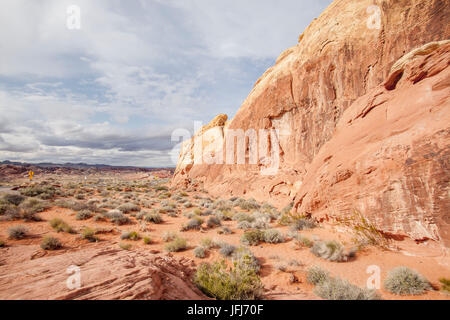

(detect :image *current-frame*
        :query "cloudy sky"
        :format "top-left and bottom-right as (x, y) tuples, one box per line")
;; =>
(0, 0), (332, 167)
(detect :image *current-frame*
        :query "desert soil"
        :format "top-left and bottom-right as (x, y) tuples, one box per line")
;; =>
(0, 172), (449, 300)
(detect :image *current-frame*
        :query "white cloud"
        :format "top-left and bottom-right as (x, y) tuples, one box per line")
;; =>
(0, 0), (333, 166)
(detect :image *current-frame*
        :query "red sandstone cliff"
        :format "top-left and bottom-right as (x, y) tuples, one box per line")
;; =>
(172, 0), (450, 248)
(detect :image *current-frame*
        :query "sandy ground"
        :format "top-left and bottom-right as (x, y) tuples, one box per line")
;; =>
(0, 173), (449, 300)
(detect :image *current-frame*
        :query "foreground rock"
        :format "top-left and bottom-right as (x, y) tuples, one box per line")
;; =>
(0, 244), (206, 300)
(172, 0), (450, 250)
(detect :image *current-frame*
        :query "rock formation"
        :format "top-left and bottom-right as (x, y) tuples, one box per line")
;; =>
(0, 244), (206, 300)
(172, 0), (450, 249)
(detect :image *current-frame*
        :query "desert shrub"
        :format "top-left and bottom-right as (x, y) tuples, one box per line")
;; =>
(0, 203), (20, 220)
(100, 190), (110, 197)
(194, 246), (206, 258)
(76, 209), (92, 220)
(201, 209), (213, 216)
(232, 247), (260, 273)
(87, 199), (99, 206)
(307, 266), (330, 285)
(8, 225), (28, 239)
(194, 260), (264, 300)
(218, 226), (233, 235)
(213, 199), (233, 211)
(158, 192), (171, 199)
(55, 199), (88, 211)
(311, 240), (347, 262)
(221, 210), (235, 221)
(238, 198), (260, 211)
(240, 230), (264, 246)
(200, 238), (217, 249)
(290, 232), (313, 248)
(290, 218), (316, 231)
(260, 202), (275, 210)
(219, 242), (236, 257)
(164, 236), (188, 252)
(167, 211), (178, 217)
(21, 210), (42, 222)
(81, 227), (97, 242)
(199, 199), (213, 208)
(49, 218), (73, 233)
(237, 221), (251, 230)
(144, 212), (163, 224)
(162, 231), (178, 242)
(154, 185), (168, 191)
(143, 236), (151, 245)
(277, 213), (294, 226)
(260, 203), (279, 218)
(206, 216), (221, 228)
(20, 198), (49, 220)
(233, 212), (255, 223)
(2, 194), (25, 206)
(262, 229), (285, 244)
(157, 207), (168, 214)
(439, 278), (450, 293)
(1, 204), (22, 221)
(183, 202), (193, 208)
(106, 210), (130, 225)
(252, 211), (272, 223)
(295, 235), (313, 248)
(20, 185), (56, 199)
(277, 202), (294, 225)
(121, 231), (141, 241)
(192, 207), (203, 215)
(117, 203), (140, 213)
(183, 211), (196, 219)
(345, 210), (390, 249)
(214, 209), (234, 221)
(75, 193), (85, 200)
(250, 219), (269, 230)
(136, 211), (146, 220)
(119, 242), (132, 250)
(384, 267), (431, 295)
(281, 202), (293, 215)
(40, 236), (62, 250)
(0, 239), (5, 247)
(93, 214), (106, 222)
(314, 277), (380, 300)
(182, 216), (204, 231)
(121, 193), (133, 200)
(213, 211), (224, 220)
(162, 206), (176, 214)
(299, 237), (314, 248)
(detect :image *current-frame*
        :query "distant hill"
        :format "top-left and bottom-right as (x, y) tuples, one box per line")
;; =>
(0, 160), (174, 171)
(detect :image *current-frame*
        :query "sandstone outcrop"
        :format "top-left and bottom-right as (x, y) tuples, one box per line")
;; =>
(0, 244), (206, 300)
(172, 0), (450, 249)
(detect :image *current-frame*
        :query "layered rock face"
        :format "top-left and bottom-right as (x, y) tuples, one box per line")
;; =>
(0, 245), (206, 300)
(172, 0), (450, 247)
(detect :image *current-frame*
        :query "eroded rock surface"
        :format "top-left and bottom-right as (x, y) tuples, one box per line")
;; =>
(0, 244), (206, 300)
